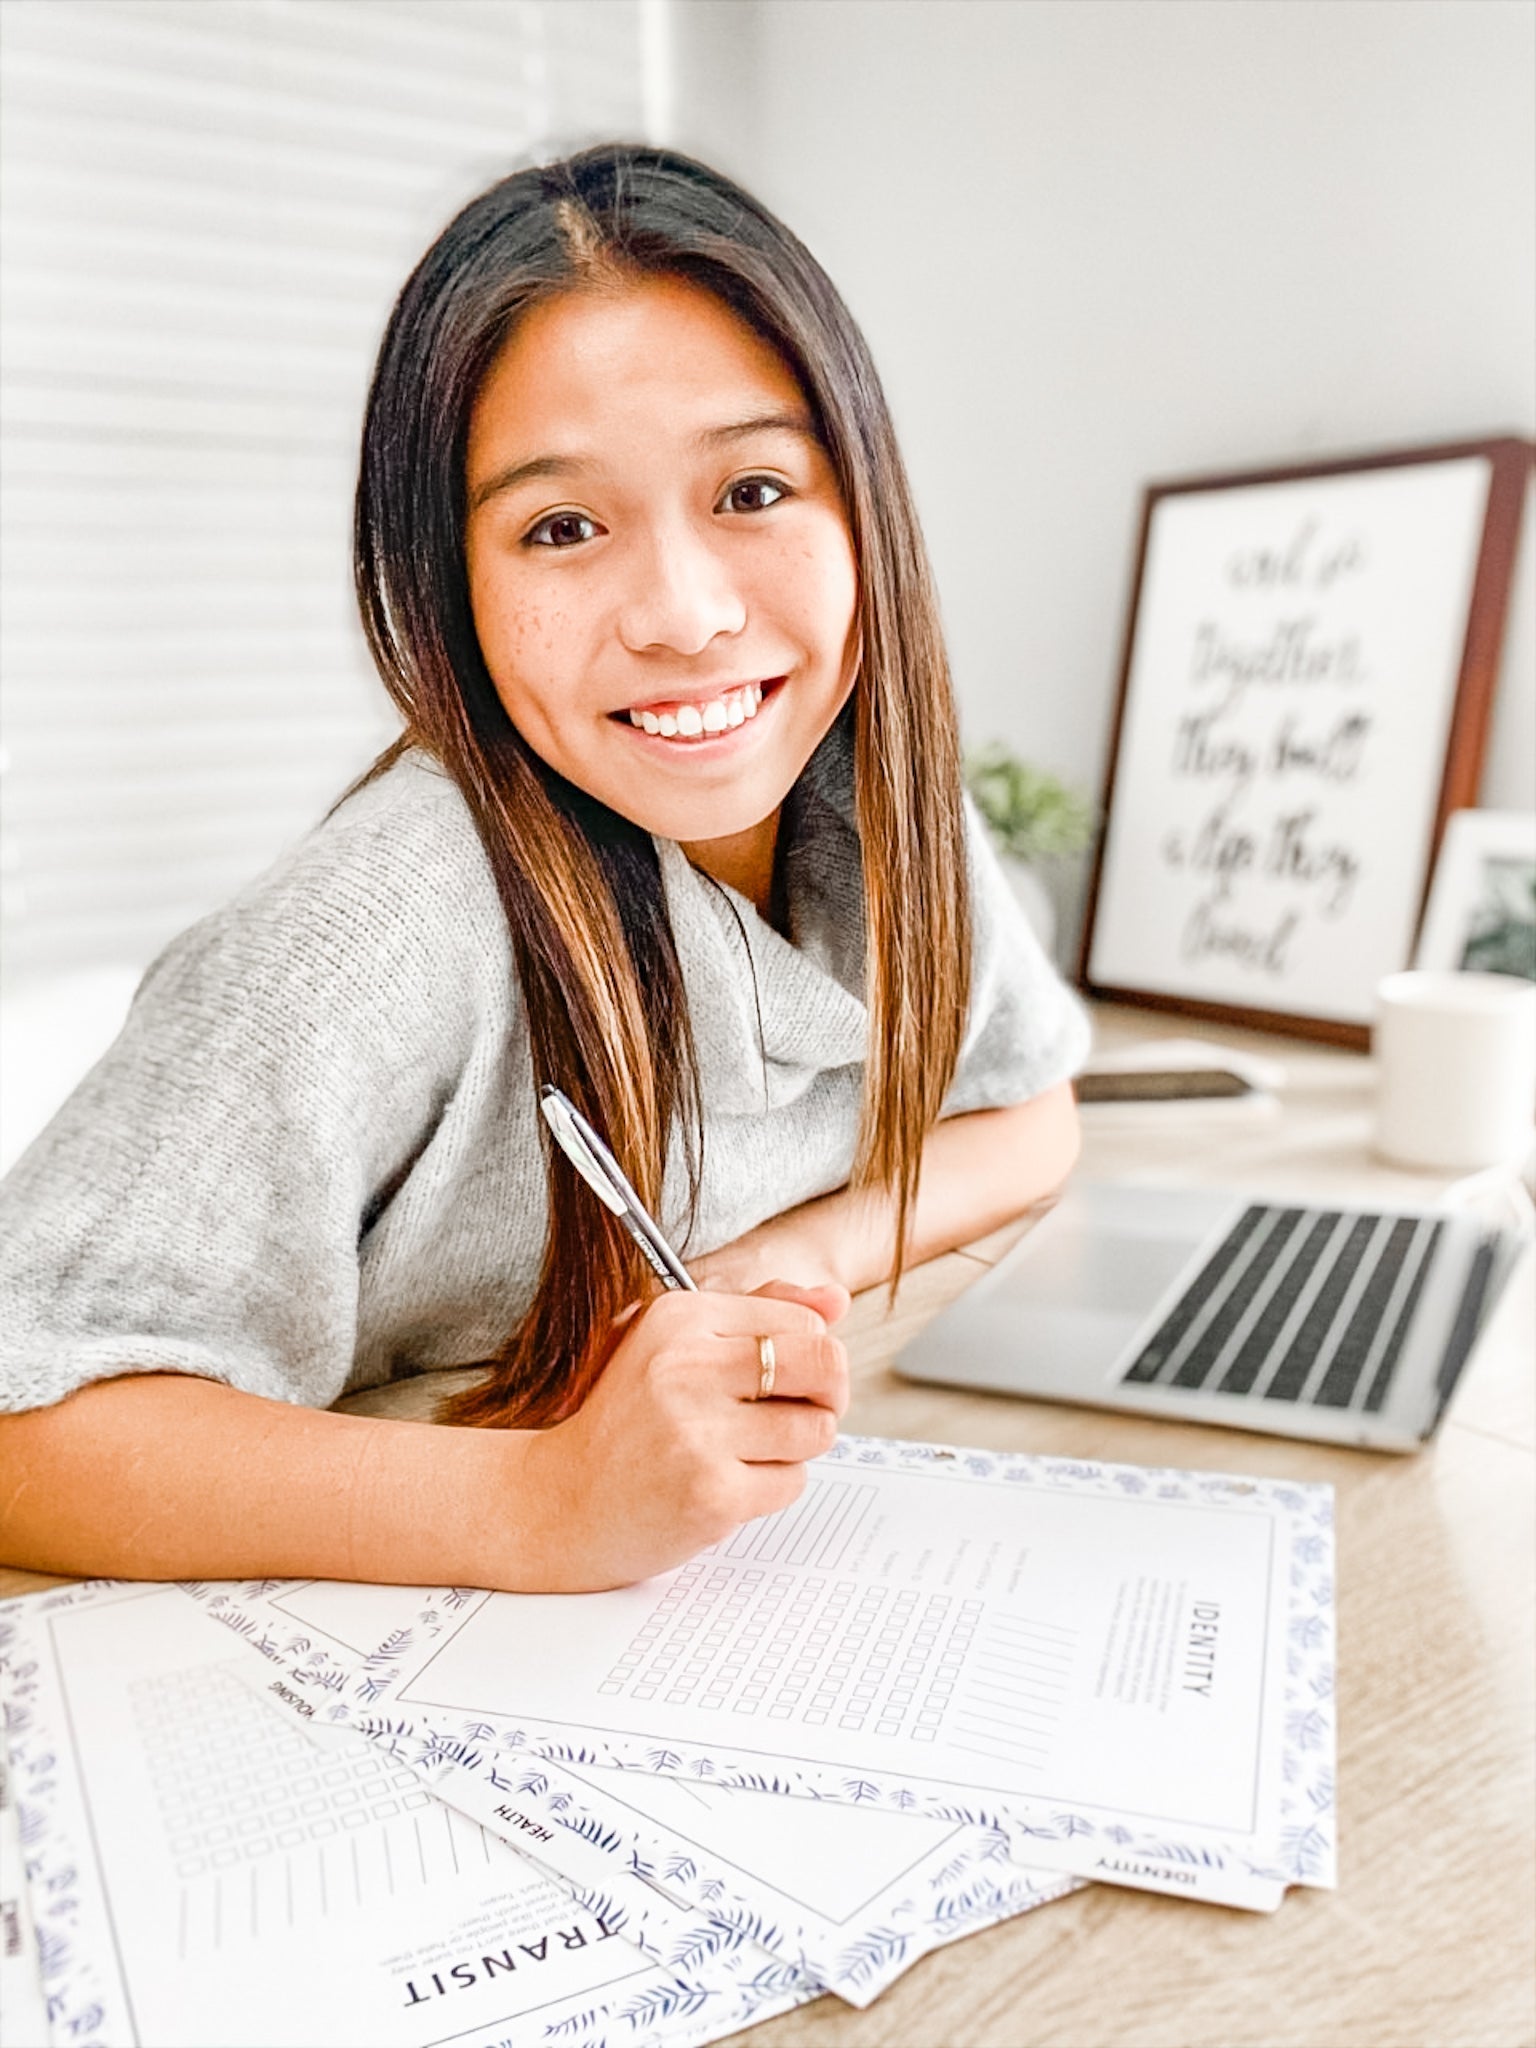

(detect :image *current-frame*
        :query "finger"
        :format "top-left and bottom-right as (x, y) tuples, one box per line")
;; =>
(735, 1400), (840, 1464)
(731, 1330), (849, 1413)
(648, 1288), (833, 1346)
(751, 1278), (852, 1327)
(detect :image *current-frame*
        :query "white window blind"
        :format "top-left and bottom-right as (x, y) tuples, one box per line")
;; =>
(0, 0), (649, 985)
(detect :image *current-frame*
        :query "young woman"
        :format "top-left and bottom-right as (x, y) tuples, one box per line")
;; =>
(0, 146), (1087, 1592)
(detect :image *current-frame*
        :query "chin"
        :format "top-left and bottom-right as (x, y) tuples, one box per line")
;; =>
(648, 802), (775, 846)
(612, 775), (793, 849)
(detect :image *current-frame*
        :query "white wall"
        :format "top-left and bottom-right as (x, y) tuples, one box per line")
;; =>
(0, 0), (648, 987)
(0, 0), (651, 1160)
(671, 0), (1535, 812)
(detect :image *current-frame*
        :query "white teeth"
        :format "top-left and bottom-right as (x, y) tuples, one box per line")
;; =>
(627, 682), (771, 740)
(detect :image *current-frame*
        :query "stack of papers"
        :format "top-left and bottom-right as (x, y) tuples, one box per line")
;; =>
(1, 1435), (1336, 2048)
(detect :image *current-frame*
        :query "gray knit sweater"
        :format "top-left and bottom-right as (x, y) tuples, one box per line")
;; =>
(0, 733), (1089, 1413)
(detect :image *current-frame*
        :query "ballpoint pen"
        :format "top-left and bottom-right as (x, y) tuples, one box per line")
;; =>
(539, 1084), (697, 1293)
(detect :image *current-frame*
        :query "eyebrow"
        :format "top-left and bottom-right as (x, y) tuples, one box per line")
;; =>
(467, 410), (818, 514)
(698, 409), (816, 449)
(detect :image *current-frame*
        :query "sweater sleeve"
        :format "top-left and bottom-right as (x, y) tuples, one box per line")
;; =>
(0, 768), (495, 1415)
(941, 798), (1093, 1116)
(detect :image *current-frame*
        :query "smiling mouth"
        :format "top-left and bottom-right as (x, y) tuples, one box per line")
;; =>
(617, 680), (774, 742)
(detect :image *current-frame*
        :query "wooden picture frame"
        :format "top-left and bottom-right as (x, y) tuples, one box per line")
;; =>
(1414, 808), (1536, 980)
(1078, 435), (1533, 1048)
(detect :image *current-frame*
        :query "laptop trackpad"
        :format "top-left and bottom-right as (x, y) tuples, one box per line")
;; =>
(897, 1186), (1242, 1396)
(1005, 1227), (1204, 1317)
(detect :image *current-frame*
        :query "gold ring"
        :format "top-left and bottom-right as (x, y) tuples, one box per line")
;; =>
(755, 1334), (777, 1400)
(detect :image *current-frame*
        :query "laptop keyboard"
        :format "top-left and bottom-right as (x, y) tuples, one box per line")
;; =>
(1120, 1206), (1447, 1412)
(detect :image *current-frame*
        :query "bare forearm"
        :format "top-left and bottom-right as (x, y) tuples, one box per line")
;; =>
(0, 1374), (537, 1587)
(889, 1080), (1081, 1277)
(698, 1081), (1081, 1297)
(0, 1276), (850, 1594)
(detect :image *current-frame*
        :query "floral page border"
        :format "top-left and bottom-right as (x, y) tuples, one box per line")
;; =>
(0, 1744), (50, 2047)
(549, 1752), (1085, 2001)
(243, 1664), (1081, 2016)
(200, 1599), (821, 2048)
(311, 1700), (1082, 2007)
(2, 1578), (809, 2048)
(1, 1581), (139, 2048)
(191, 1576), (1080, 2006)
(425, 1739), (1087, 2006)
(178, 1577), (703, 1970)
(320, 1437), (1336, 1908)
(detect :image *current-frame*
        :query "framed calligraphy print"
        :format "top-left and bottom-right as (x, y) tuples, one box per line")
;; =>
(1078, 435), (1533, 1048)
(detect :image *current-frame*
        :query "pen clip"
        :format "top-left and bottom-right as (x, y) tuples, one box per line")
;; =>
(539, 1085), (697, 1292)
(536, 1081), (692, 1286)
(539, 1087), (629, 1215)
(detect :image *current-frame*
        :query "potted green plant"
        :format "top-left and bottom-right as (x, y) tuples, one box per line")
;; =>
(965, 742), (1095, 960)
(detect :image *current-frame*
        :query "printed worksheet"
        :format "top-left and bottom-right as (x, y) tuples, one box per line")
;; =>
(278, 1439), (1336, 1910)
(1, 1752), (48, 2048)
(0, 1583), (808, 2048)
(191, 1574), (1080, 2003)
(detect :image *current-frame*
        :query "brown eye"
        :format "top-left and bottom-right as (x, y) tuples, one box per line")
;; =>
(526, 511), (598, 548)
(720, 477), (787, 514)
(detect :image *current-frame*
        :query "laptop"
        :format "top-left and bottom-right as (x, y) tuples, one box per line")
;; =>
(894, 1181), (1530, 1452)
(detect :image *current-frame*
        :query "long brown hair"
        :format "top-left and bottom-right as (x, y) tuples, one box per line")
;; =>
(351, 145), (970, 1427)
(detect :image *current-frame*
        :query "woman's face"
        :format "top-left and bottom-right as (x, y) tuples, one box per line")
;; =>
(463, 276), (859, 868)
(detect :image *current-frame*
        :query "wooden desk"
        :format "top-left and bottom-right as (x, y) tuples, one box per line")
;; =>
(4, 1005), (1532, 2046)
(730, 1008), (1536, 2048)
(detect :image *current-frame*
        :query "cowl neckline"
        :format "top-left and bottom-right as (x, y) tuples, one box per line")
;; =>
(655, 717), (869, 1116)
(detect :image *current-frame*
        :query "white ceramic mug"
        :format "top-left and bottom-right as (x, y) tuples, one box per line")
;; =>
(1373, 971), (1536, 1172)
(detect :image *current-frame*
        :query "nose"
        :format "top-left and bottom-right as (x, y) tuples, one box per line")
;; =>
(615, 517), (747, 657)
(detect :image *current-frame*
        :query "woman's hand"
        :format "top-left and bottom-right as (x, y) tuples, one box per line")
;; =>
(515, 1279), (851, 1590)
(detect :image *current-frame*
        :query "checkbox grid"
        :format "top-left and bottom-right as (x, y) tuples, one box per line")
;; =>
(131, 1666), (423, 1878)
(596, 1571), (988, 1741)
